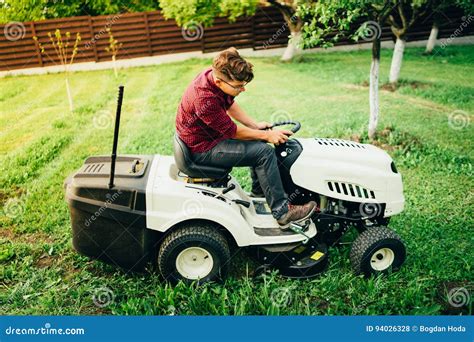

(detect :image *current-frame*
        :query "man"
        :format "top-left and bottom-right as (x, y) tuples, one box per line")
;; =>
(175, 47), (316, 228)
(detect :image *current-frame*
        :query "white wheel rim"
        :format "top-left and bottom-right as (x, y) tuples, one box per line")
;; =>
(176, 247), (214, 280)
(370, 247), (395, 271)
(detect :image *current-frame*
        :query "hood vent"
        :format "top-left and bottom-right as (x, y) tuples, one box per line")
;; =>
(327, 181), (375, 199)
(83, 163), (105, 173)
(315, 138), (365, 149)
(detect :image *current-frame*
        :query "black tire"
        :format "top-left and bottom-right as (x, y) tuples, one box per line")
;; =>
(350, 226), (406, 276)
(158, 223), (230, 284)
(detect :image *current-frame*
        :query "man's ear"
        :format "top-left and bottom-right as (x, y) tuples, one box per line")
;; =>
(214, 78), (224, 89)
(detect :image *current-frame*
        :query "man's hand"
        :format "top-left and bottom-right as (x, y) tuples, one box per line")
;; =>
(264, 129), (293, 145)
(255, 121), (272, 130)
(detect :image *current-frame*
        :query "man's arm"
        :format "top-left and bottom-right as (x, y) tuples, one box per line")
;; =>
(235, 125), (293, 145)
(227, 102), (292, 144)
(227, 102), (264, 129)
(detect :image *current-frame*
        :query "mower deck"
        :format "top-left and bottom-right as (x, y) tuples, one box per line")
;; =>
(254, 239), (329, 279)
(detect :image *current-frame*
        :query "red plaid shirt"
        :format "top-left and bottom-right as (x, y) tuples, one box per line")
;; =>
(176, 68), (237, 153)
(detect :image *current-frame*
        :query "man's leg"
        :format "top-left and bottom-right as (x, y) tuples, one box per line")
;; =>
(250, 167), (264, 197)
(193, 139), (288, 219)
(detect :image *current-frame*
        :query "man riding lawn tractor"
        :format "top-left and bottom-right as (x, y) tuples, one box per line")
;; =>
(65, 47), (406, 282)
(175, 47), (316, 228)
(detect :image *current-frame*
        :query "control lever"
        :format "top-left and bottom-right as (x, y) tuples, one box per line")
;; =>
(211, 184), (251, 208)
(222, 183), (236, 194)
(213, 183), (235, 199)
(233, 199), (251, 208)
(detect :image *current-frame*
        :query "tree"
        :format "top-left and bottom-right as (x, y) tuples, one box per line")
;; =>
(455, 0), (474, 20)
(424, 0), (474, 54)
(105, 28), (123, 78)
(386, 0), (433, 85)
(363, 0), (471, 85)
(424, 0), (448, 54)
(159, 0), (311, 61)
(299, 0), (395, 140)
(0, 0), (45, 23)
(425, 18), (440, 54)
(266, 1), (304, 61)
(33, 29), (81, 111)
(0, 0), (158, 23)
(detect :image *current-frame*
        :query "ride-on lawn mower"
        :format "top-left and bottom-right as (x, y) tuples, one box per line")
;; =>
(65, 86), (406, 283)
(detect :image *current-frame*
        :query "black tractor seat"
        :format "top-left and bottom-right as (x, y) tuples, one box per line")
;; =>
(173, 134), (231, 180)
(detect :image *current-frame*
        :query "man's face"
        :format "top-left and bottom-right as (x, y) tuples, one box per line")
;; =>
(215, 77), (247, 97)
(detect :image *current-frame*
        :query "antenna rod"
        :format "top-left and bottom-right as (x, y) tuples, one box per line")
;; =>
(109, 85), (124, 189)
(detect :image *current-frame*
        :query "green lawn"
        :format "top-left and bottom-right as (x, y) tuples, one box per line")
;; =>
(1, 45), (473, 315)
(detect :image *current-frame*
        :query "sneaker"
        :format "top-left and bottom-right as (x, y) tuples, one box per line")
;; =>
(277, 201), (317, 228)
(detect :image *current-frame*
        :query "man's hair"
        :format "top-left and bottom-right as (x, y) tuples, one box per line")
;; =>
(212, 47), (254, 83)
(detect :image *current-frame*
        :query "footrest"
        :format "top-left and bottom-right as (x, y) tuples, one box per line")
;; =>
(289, 220), (312, 243)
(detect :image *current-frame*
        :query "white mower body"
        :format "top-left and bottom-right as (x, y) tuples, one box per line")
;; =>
(144, 138), (404, 247)
(291, 138), (404, 217)
(145, 155), (317, 247)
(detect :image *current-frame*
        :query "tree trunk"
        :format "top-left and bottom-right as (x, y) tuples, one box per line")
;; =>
(65, 77), (73, 112)
(425, 22), (439, 54)
(281, 30), (302, 61)
(368, 39), (381, 140)
(389, 37), (406, 84)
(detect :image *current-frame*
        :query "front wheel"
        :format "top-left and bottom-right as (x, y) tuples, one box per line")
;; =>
(350, 227), (406, 276)
(158, 223), (230, 284)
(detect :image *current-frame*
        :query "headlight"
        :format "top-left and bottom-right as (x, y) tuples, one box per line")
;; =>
(390, 161), (398, 173)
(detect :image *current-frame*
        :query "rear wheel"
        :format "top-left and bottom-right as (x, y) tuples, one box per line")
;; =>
(350, 227), (406, 276)
(158, 223), (230, 284)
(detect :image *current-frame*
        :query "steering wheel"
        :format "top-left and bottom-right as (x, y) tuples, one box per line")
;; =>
(270, 120), (301, 134)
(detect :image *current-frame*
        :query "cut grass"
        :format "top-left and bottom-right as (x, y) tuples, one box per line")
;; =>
(0, 45), (472, 315)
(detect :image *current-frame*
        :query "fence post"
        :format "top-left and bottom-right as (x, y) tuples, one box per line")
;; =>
(251, 14), (256, 50)
(201, 25), (206, 53)
(30, 22), (43, 67)
(88, 16), (99, 62)
(144, 12), (153, 56)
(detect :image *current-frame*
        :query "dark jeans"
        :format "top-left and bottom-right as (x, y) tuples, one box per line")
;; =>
(193, 139), (289, 219)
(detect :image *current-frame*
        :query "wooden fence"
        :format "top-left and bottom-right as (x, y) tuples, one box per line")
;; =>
(0, 7), (471, 71)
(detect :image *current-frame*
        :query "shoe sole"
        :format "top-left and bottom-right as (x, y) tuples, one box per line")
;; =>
(278, 207), (315, 230)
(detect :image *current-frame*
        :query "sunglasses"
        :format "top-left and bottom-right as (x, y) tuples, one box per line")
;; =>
(216, 77), (247, 90)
